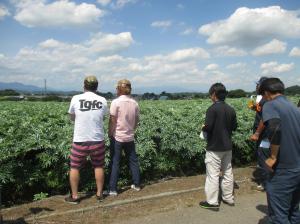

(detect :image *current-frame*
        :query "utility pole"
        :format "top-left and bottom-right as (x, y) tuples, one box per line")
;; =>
(44, 79), (47, 96)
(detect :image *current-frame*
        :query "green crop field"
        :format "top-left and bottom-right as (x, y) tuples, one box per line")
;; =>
(0, 98), (297, 204)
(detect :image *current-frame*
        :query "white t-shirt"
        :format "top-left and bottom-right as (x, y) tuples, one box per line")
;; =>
(68, 91), (108, 142)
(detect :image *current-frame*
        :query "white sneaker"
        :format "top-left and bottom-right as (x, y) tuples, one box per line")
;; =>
(131, 184), (141, 191)
(103, 190), (118, 196)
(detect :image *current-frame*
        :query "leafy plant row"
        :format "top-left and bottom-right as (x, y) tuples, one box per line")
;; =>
(0, 99), (256, 205)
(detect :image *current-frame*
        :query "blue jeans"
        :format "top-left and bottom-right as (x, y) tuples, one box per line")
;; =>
(266, 168), (300, 224)
(109, 138), (140, 192)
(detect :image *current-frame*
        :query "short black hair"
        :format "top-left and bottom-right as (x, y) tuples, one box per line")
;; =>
(258, 78), (284, 95)
(209, 83), (227, 101)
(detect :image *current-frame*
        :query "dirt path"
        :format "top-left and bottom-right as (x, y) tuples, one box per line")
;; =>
(1, 167), (265, 224)
(118, 192), (268, 224)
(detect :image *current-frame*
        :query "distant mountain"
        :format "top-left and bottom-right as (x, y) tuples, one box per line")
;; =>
(0, 82), (44, 92)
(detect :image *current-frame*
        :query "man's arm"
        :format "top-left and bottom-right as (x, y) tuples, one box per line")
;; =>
(202, 108), (215, 133)
(265, 145), (279, 171)
(264, 118), (281, 171)
(250, 120), (265, 141)
(108, 115), (117, 138)
(69, 113), (75, 121)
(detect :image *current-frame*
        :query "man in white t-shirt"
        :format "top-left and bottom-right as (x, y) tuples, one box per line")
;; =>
(65, 76), (108, 204)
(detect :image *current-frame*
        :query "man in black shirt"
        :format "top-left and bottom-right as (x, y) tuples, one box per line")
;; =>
(259, 78), (300, 224)
(250, 77), (269, 191)
(199, 83), (237, 211)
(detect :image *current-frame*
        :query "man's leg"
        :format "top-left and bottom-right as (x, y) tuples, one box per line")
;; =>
(70, 168), (80, 199)
(204, 151), (222, 205)
(220, 150), (234, 203)
(89, 141), (106, 197)
(124, 141), (140, 187)
(289, 168), (300, 224)
(266, 169), (299, 224)
(109, 139), (123, 192)
(69, 142), (88, 200)
(94, 168), (105, 197)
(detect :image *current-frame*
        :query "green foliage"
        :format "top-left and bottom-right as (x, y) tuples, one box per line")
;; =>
(33, 192), (49, 201)
(227, 89), (247, 98)
(0, 99), (259, 205)
(0, 89), (20, 96)
(285, 85), (300, 95)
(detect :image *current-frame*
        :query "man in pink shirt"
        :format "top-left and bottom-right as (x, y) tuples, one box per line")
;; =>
(106, 79), (141, 195)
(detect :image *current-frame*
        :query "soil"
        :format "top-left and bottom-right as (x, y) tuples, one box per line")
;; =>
(1, 166), (261, 224)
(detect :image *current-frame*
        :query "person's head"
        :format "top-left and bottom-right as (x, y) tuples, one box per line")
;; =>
(208, 83), (227, 102)
(256, 76), (268, 94)
(258, 77), (284, 100)
(116, 79), (132, 96)
(84, 75), (98, 92)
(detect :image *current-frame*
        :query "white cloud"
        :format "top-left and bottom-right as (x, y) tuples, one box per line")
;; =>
(14, 0), (104, 27)
(199, 6), (300, 48)
(251, 39), (286, 56)
(167, 48), (210, 61)
(226, 63), (246, 69)
(86, 32), (134, 54)
(0, 43), (213, 90)
(289, 47), (300, 57)
(205, 64), (219, 71)
(97, 0), (112, 6)
(180, 28), (194, 35)
(39, 39), (65, 48)
(112, 0), (138, 9)
(0, 5), (10, 19)
(151, 20), (172, 28)
(213, 46), (247, 57)
(260, 61), (295, 75)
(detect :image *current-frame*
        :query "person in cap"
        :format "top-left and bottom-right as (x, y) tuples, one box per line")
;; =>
(199, 83), (237, 211)
(65, 75), (108, 204)
(259, 77), (300, 224)
(249, 76), (270, 192)
(106, 79), (141, 195)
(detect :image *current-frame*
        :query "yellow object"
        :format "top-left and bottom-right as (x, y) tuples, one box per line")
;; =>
(247, 99), (254, 109)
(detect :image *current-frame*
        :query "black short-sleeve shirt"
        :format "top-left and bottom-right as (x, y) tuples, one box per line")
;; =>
(262, 95), (300, 169)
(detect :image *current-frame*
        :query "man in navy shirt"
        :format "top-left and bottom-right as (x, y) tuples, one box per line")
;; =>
(259, 78), (300, 224)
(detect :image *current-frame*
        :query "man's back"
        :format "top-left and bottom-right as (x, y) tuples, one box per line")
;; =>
(204, 101), (237, 152)
(263, 95), (300, 169)
(69, 91), (107, 142)
(110, 95), (139, 142)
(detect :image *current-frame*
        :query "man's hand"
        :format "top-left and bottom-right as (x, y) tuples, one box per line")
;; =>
(250, 132), (259, 141)
(265, 157), (277, 172)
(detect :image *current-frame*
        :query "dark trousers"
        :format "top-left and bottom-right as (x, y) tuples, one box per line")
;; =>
(257, 147), (271, 187)
(266, 168), (300, 224)
(109, 138), (140, 192)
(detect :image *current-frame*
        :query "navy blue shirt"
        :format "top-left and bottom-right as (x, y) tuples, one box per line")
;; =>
(262, 95), (300, 169)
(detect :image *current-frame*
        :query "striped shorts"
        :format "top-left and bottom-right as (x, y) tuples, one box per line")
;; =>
(70, 141), (105, 169)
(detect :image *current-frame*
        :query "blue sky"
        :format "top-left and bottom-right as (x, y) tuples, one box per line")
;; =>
(0, 0), (300, 93)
